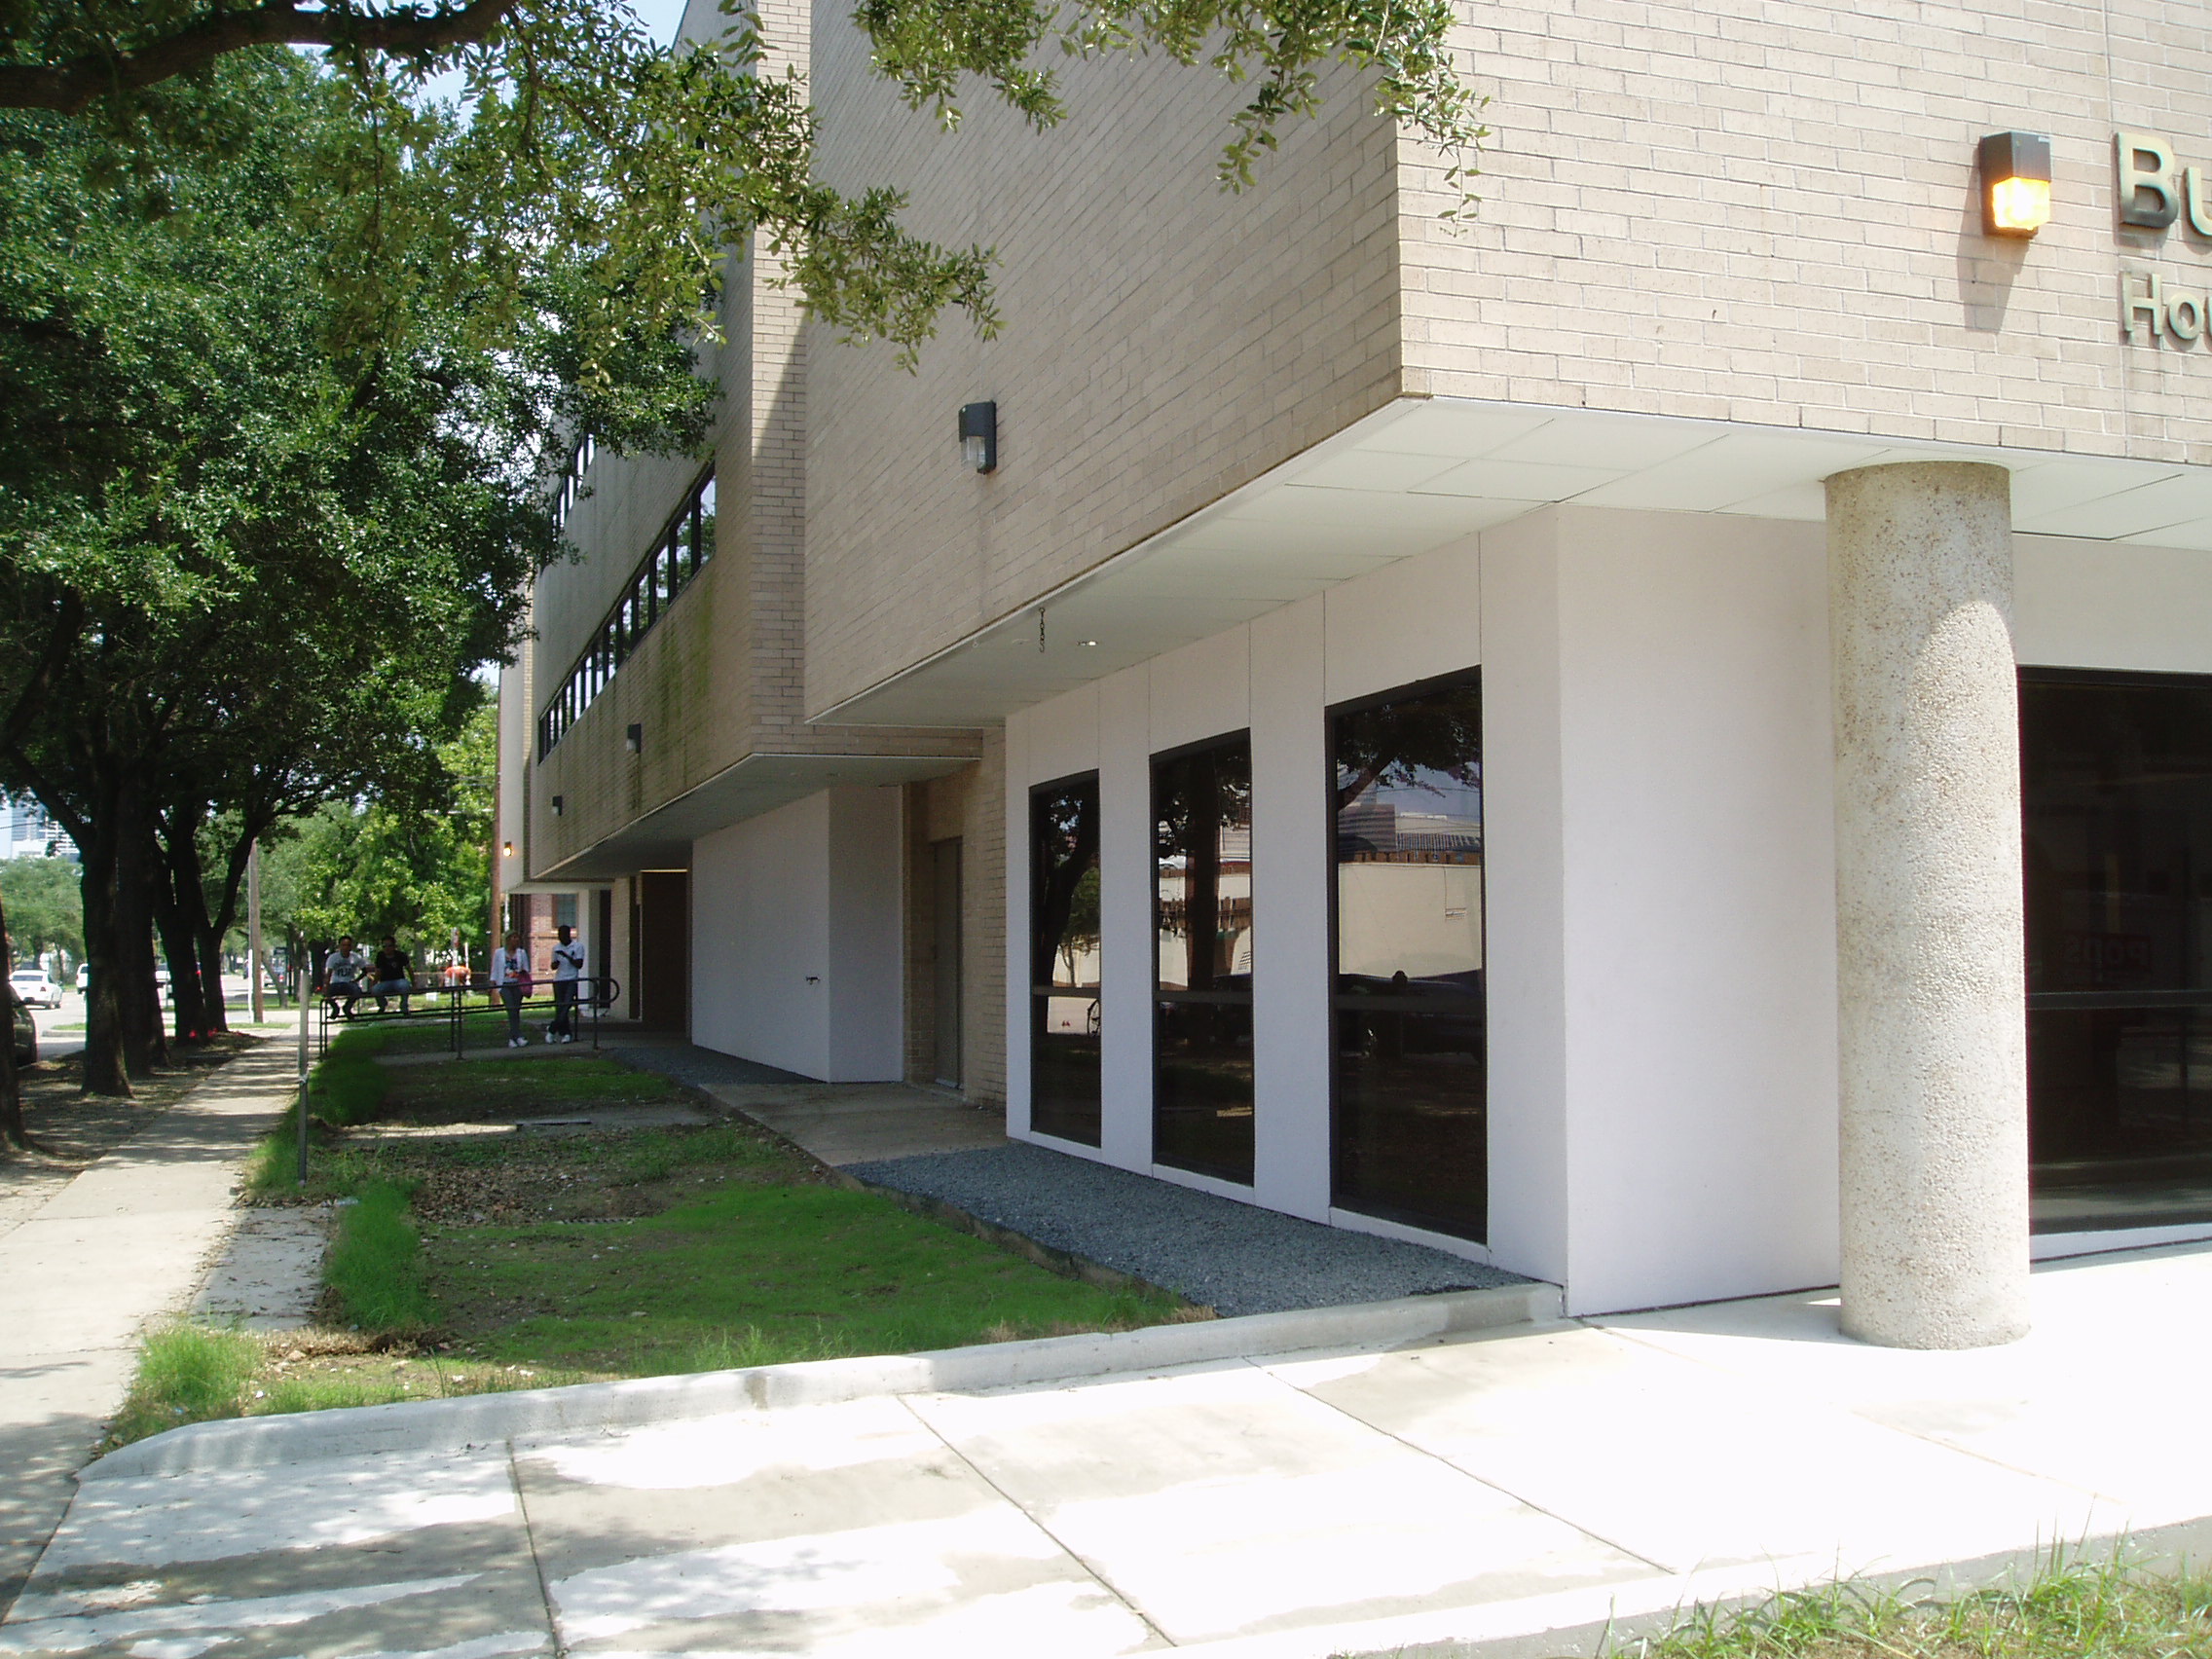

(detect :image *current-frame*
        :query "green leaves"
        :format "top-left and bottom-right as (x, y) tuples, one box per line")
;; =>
(860, 0), (1487, 205)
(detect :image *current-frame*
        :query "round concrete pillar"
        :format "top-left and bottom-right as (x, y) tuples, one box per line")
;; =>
(1826, 461), (2030, 1350)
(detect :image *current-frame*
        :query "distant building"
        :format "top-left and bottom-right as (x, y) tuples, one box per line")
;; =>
(0, 795), (75, 863)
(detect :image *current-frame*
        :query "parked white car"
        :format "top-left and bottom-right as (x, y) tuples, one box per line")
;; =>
(9, 969), (60, 1010)
(74, 963), (89, 991)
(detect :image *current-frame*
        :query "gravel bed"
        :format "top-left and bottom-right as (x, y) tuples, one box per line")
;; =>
(846, 1142), (1528, 1317)
(608, 1044), (816, 1091)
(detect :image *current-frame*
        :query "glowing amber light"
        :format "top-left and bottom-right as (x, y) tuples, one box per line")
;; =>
(1989, 175), (2051, 234)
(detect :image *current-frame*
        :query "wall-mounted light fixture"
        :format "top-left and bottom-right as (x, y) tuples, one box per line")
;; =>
(625, 723), (643, 755)
(501, 840), (515, 858)
(1979, 130), (2052, 237)
(551, 795), (565, 817)
(959, 401), (997, 473)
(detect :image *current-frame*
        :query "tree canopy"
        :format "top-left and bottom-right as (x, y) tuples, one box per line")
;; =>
(1, 0), (1485, 375)
(0, 50), (567, 1107)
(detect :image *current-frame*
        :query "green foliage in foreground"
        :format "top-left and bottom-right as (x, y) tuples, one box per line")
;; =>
(1622, 1560), (2212, 1659)
(325, 1181), (435, 1338)
(105, 1324), (260, 1446)
(308, 1048), (388, 1129)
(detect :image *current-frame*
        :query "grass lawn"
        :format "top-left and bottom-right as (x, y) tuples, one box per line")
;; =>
(119, 1054), (1195, 1444)
(1609, 1562), (2212, 1659)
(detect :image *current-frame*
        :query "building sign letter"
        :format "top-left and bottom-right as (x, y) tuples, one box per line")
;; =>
(2119, 131), (2181, 228)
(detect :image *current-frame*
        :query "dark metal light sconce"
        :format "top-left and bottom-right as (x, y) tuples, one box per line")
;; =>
(625, 723), (643, 755)
(551, 795), (565, 817)
(1979, 130), (2052, 236)
(959, 401), (997, 473)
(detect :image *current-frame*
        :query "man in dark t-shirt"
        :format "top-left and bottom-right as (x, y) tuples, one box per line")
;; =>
(370, 937), (413, 1014)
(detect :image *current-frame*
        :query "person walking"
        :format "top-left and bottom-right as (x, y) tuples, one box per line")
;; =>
(490, 931), (532, 1048)
(546, 924), (584, 1043)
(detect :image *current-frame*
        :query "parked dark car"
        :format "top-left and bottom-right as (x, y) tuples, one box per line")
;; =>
(10, 993), (34, 1068)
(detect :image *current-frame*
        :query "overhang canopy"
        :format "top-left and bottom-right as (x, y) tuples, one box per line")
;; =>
(533, 751), (971, 881)
(817, 395), (2212, 728)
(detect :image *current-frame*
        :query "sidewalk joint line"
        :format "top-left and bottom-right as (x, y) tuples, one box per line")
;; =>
(891, 1392), (1181, 1646)
(1235, 1347), (1677, 1576)
(506, 1442), (568, 1659)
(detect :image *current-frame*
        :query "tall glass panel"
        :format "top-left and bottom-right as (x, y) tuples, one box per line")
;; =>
(1330, 672), (1486, 1239)
(1031, 775), (1102, 1145)
(2024, 670), (2212, 1232)
(1154, 734), (1254, 1183)
(696, 475), (717, 568)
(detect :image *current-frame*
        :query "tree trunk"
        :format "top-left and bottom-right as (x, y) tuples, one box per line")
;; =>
(114, 776), (163, 1077)
(196, 924), (229, 1035)
(78, 802), (130, 1097)
(153, 881), (205, 1044)
(154, 805), (222, 1040)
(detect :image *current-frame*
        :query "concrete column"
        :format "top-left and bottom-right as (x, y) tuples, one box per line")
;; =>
(1826, 461), (2029, 1350)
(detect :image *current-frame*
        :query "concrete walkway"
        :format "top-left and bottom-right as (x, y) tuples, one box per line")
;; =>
(608, 1043), (1010, 1166)
(0, 1045), (296, 1618)
(11, 1239), (2212, 1659)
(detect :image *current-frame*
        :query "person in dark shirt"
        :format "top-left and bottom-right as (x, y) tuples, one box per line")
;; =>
(369, 937), (413, 1014)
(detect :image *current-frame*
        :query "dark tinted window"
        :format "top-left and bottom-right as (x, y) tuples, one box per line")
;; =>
(1331, 672), (1486, 1240)
(2023, 670), (2212, 1232)
(1155, 734), (1254, 1184)
(1031, 775), (1102, 1146)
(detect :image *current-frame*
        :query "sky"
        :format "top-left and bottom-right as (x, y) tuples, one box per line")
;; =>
(415, 0), (689, 107)
(630, 0), (689, 47)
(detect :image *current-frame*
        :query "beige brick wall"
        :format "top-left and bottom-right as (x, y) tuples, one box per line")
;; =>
(1397, 0), (2212, 461)
(528, 0), (978, 878)
(900, 731), (1007, 1104)
(803, 23), (1406, 716)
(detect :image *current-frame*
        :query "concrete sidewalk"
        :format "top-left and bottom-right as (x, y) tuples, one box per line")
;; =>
(0, 1044), (297, 1618)
(10, 1240), (2212, 1659)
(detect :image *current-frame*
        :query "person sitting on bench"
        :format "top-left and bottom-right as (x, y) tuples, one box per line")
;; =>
(370, 936), (413, 1014)
(321, 936), (366, 1018)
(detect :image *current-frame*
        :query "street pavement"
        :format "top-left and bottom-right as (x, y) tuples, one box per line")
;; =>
(7, 1235), (2212, 1658)
(0, 1043), (296, 1620)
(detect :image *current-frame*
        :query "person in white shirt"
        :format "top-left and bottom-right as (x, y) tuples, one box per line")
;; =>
(489, 932), (533, 1048)
(547, 924), (585, 1044)
(321, 937), (366, 1019)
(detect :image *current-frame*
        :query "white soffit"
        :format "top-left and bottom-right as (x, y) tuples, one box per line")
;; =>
(535, 751), (971, 881)
(820, 396), (2212, 728)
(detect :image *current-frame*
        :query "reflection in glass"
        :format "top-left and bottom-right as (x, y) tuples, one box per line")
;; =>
(2024, 670), (2212, 1232)
(1330, 672), (1485, 1239)
(1154, 735), (1254, 1184)
(1032, 775), (1102, 1146)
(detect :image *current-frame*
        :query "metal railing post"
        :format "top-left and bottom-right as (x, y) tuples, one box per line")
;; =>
(294, 962), (310, 1187)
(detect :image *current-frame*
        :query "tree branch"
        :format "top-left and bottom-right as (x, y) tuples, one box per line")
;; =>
(0, 0), (521, 113)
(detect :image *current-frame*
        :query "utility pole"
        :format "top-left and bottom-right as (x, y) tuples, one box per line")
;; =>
(247, 839), (266, 1024)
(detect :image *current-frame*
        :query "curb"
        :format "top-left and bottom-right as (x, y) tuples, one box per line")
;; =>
(1160, 1515), (2212, 1659)
(85, 1280), (1560, 1481)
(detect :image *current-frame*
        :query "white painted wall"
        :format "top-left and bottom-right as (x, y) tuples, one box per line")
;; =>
(2014, 536), (2212, 675)
(690, 785), (905, 1081)
(825, 785), (906, 1082)
(1541, 507), (1839, 1314)
(692, 793), (831, 1076)
(997, 510), (2212, 1314)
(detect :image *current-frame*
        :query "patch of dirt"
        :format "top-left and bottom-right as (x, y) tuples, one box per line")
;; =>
(360, 1124), (824, 1228)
